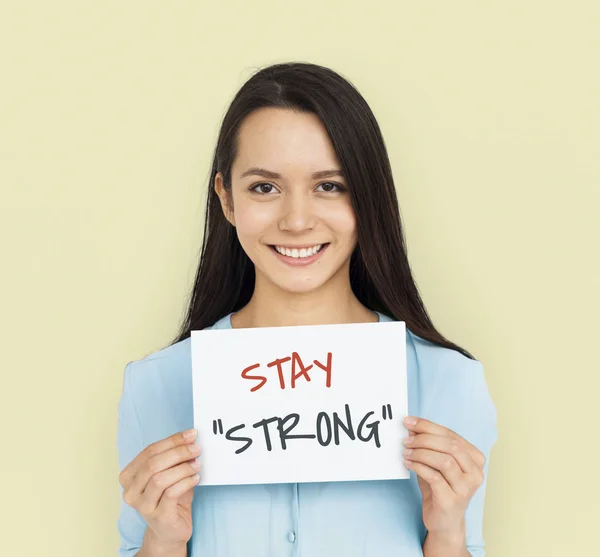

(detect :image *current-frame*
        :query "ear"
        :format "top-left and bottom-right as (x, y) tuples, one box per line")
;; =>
(214, 172), (235, 226)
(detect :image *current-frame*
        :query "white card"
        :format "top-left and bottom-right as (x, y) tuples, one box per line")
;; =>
(191, 320), (409, 486)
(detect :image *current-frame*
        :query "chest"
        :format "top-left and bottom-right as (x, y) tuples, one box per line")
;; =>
(188, 479), (426, 557)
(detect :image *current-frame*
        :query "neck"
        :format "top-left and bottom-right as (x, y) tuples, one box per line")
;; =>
(231, 270), (378, 329)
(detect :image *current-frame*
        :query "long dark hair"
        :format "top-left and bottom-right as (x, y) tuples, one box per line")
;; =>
(169, 61), (475, 360)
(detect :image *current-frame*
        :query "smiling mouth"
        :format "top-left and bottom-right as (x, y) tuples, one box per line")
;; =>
(269, 243), (329, 259)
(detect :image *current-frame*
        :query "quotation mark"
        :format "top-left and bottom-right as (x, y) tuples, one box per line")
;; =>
(213, 419), (224, 435)
(381, 404), (393, 420)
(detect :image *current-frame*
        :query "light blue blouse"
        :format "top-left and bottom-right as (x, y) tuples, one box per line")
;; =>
(117, 312), (498, 557)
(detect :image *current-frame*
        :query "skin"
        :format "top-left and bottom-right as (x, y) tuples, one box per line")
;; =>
(119, 107), (485, 555)
(214, 107), (377, 328)
(119, 429), (200, 555)
(403, 417), (485, 554)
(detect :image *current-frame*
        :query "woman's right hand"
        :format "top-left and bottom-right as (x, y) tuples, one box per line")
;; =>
(119, 428), (202, 547)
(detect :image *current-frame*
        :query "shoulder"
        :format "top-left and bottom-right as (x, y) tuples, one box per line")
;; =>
(380, 313), (497, 450)
(409, 330), (498, 451)
(123, 314), (230, 408)
(120, 319), (227, 444)
(380, 311), (484, 379)
(125, 337), (191, 384)
(125, 314), (231, 382)
(123, 337), (193, 437)
(407, 328), (484, 386)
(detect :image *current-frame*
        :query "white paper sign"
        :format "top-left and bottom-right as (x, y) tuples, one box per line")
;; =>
(191, 320), (409, 486)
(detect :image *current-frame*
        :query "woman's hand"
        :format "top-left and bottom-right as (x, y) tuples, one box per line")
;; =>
(402, 416), (485, 540)
(118, 429), (202, 548)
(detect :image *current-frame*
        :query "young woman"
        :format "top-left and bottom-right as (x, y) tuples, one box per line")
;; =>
(117, 62), (497, 557)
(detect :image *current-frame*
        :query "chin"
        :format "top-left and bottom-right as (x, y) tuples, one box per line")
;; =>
(270, 276), (330, 295)
(264, 261), (352, 295)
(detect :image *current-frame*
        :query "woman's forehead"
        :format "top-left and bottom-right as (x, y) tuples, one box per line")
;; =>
(234, 109), (341, 179)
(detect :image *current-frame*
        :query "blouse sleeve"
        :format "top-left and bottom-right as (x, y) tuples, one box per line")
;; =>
(421, 356), (498, 557)
(116, 362), (148, 556)
(458, 360), (498, 557)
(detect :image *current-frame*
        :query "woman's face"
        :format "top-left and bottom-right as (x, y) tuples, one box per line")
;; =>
(215, 107), (357, 295)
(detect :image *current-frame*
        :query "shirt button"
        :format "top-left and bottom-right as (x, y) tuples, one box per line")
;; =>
(287, 531), (296, 543)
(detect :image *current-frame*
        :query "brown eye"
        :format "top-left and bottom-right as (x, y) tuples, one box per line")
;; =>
(316, 182), (344, 193)
(250, 183), (278, 194)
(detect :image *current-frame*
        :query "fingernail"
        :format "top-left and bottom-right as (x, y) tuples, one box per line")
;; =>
(183, 429), (197, 439)
(404, 417), (417, 426)
(188, 443), (201, 453)
(403, 449), (413, 456)
(191, 460), (201, 470)
(403, 436), (414, 445)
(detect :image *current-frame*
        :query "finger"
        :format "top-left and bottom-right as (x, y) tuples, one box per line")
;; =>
(404, 433), (479, 475)
(133, 443), (201, 502)
(404, 417), (459, 439)
(404, 448), (464, 494)
(139, 458), (201, 516)
(404, 432), (454, 452)
(156, 472), (201, 516)
(120, 429), (198, 487)
(404, 418), (485, 467)
(129, 442), (202, 508)
(404, 459), (454, 501)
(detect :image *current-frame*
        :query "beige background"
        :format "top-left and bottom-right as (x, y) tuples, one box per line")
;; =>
(1, 1), (598, 556)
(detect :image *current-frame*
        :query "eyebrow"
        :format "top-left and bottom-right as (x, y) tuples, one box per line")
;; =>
(239, 167), (345, 180)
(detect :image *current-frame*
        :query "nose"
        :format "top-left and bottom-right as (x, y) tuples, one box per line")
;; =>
(278, 190), (317, 233)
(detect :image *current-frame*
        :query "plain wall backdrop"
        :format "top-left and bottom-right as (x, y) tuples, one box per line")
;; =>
(1, 1), (598, 556)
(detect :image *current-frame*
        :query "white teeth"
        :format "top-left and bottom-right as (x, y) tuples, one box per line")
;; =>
(275, 244), (323, 258)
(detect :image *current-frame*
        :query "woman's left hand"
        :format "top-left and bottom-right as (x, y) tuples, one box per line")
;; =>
(402, 416), (486, 539)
